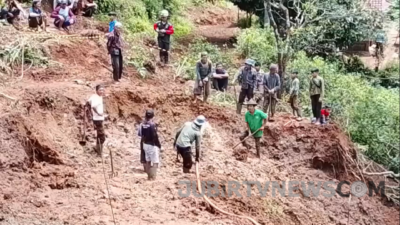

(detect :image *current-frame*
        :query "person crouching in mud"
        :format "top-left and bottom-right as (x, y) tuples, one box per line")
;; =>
(240, 99), (267, 158)
(138, 109), (162, 180)
(174, 115), (206, 173)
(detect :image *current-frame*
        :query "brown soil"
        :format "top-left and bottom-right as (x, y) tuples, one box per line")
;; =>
(0, 8), (399, 225)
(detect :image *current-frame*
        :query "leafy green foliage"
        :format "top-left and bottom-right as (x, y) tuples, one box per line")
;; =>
(235, 28), (277, 66)
(389, 0), (400, 21)
(288, 52), (400, 172)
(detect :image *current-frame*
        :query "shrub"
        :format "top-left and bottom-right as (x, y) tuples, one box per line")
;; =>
(235, 28), (277, 66)
(170, 16), (194, 39)
(289, 51), (400, 172)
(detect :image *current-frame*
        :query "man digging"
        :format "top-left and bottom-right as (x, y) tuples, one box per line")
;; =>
(240, 99), (267, 158)
(262, 64), (280, 121)
(173, 115), (206, 173)
(86, 85), (107, 155)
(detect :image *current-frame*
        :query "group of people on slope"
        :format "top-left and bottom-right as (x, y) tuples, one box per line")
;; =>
(1, 0), (97, 32)
(85, 84), (207, 180)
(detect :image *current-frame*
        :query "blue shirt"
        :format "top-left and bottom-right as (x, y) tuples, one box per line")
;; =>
(109, 20), (118, 32)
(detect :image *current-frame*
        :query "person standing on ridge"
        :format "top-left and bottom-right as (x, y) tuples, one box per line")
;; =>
(154, 9), (174, 66)
(138, 110), (162, 180)
(86, 85), (107, 155)
(262, 64), (280, 121)
(232, 59), (257, 114)
(107, 22), (123, 83)
(173, 116), (206, 173)
(288, 70), (302, 121)
(240, 99), (267, 158)
(194, 52), (212, 103)
(107, 12), (118, 34)
(254, 61), (265, 104)
(375, 27), (386, 58)
(309, 68), (324, 125)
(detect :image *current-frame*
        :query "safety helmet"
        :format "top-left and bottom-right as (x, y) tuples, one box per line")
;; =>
(160, 10), (169, 17)
(245, 59), (255, 66)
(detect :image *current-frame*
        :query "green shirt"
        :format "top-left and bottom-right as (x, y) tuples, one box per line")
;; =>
(245, 109), (268, 138)
(309, 76), (324, 98)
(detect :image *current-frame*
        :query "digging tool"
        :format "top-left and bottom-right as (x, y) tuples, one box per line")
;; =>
(108, 144), (117, 178)
(232, 128), (262, 150)
(79, 107), (87, 146)
(233, 84), (238, 105)
(195, 163), (260, 225)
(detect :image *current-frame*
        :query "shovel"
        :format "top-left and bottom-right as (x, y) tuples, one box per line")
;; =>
(79, 107), (87, 146)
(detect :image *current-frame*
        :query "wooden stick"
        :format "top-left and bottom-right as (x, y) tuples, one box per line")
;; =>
(20, 39), (24, 79)
(0, 92), (17, 101)
(232, 128), (261, 150)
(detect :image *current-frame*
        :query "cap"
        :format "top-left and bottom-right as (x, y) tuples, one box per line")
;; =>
(245, 59), (255, 66)
(244, 98), (257, 105)
(193, 115), (206, 126)
(254, 62), (261, 67)
(115, 22), (122, 28)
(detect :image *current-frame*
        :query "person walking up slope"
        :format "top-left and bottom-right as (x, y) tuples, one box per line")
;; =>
(240, 99), (267, 158)
(174, 116), (206, 173)
(309, 68), (324, 125)
(138, 110), (162, 180)
(154, 10), (174, 66)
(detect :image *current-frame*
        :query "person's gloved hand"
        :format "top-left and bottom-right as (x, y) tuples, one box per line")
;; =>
(203, 77), (209, 82)
(160, 29), (166, 33)
(198, 81), (203, 87)
(269, 89), (274, 94)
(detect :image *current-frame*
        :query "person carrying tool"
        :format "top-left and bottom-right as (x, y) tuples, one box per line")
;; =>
(86, 84), (107, 155)
(173, 115), (206, 173)
(288, 70), (302, 121)
(240, 99), (267, 158)
(194, 52), (212, 102)
(254, 61), (265, 104)
(138, 110), (162, 180)
(212, 62), (229, 92)
(262, 64), (280, 121)
(309, 68), (324, 125)
(28, 0), (47, 32)
(51, 0), (75, 32)
(154, 9), (174, 66)
(232, 59), (257, 114)
(107, 22), (123, 83)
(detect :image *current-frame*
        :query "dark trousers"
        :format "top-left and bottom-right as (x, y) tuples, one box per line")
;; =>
(83, 7), (95, 17)
(28, 17), (43, 28)
(93, 121), (105, 144)
(263, 92), (277, 117)
(177, 145), (193, 172)
(158, 38), (170, 63)
(110, 49), (123, 81)
(238, 88), (254, 104)
(239, 130), (261, 157)
(213, 78), (228, 91)
(311, 94), (322, 119)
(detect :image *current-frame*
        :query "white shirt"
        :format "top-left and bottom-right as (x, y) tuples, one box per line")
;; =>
(88, 94), (104, 121)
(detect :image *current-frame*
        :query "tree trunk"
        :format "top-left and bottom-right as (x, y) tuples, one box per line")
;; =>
(277, 53), (287, 99)
(263, 1), (270, 28)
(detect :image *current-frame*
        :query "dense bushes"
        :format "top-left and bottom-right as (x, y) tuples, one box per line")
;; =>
(235, 28), (400, 172)
(289, 52), (400, 173)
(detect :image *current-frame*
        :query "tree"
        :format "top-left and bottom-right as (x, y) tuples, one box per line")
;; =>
(231, 0), (382, 97)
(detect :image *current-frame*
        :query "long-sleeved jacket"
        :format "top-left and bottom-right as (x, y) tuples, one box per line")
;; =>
(290, 78), (300, 96)
(174, 122), (201, 159)
(154, 21), (174, 42)
(234, 66), (257, 89)
(196, 60), (212, 80)
(107, 30), (122, 54)
(263, 72), (280, 93)
(138, 120), (161, 149)
(309, 76), (324, 98)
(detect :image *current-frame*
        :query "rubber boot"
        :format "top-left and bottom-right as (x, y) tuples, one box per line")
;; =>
(159, 51), (164, 66)
(164, 52), (169, 65)
(148, 164), (158, 180)
(143, 163), (147, 173)
(236, 103), (242, 114)
(183, 167), (191, 173)
(255, 141), (261, 158)
(96, 142), (102, 156)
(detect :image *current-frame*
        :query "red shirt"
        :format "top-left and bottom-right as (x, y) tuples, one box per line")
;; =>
(321, 109), (330, 117)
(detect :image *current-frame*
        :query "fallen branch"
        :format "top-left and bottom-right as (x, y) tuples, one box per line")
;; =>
(0, 92), (17, 101)
(195, 163), (260, 225)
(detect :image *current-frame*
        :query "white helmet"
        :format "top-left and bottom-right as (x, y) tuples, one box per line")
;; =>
(160, 10), (169, 17)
